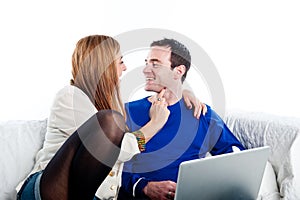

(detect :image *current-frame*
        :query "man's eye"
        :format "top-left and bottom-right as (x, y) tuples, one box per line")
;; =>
(145, 62), (158, 68)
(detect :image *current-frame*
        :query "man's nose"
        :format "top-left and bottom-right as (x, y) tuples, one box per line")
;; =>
(143, 64), (152, 73)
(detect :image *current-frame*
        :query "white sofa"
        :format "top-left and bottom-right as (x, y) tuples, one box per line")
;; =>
(1, 111), (300, 200)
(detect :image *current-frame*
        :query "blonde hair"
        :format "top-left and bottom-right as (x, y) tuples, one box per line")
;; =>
(71, 35), (125, 116)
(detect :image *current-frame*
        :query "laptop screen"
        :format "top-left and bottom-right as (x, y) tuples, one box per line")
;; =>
(174, 146), (270, 200)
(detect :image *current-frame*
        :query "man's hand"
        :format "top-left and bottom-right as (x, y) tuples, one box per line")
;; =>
(182, 89), (207, 119)
(143, 181), (176, 200)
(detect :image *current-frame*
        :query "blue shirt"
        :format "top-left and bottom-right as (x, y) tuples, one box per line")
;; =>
(120, 97), (245, 198)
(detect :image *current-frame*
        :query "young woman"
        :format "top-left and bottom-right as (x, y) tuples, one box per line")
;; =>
(17, 35), (205, 200)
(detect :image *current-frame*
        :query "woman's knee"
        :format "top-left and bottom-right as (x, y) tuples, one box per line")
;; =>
(95, 110), (126, 146)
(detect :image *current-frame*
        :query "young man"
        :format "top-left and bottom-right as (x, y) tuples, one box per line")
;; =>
(118, 38), (245, 200)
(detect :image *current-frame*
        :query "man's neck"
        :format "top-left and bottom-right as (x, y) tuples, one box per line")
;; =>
(161, 83), (183, 105)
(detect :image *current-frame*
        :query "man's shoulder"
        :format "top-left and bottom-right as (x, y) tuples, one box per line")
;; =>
(200, 104), (226, 123)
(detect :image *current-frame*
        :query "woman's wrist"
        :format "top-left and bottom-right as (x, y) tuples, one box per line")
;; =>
(132, 130), (146, 152)
(137, 119), (165, 145)
(147, 119), (164, 132)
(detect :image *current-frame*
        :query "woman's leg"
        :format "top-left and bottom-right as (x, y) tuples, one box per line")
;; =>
(40, 110), (125, 200)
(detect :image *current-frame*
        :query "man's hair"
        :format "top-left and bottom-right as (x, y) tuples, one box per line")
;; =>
(150, 38), (191, 82)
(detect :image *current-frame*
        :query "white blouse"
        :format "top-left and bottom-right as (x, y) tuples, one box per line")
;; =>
(17, 85), (139, 199)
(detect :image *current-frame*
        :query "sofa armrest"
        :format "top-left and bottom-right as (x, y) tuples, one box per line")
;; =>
(225, 110), (300, 199)
(0, 119), (47, 200)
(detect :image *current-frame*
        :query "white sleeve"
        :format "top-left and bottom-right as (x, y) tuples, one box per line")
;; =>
(95, 133), (140, 199)
(117, 132), (140, 163)
(47, 85), (97, 137)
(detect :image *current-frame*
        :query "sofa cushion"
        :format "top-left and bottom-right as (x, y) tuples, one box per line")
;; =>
(0, 119), (47, 200)
(258, 161), (281, 199)
(225, 110), (300, 199)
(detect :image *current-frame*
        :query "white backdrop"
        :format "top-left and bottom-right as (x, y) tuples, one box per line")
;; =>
(1, 0), (299, 120)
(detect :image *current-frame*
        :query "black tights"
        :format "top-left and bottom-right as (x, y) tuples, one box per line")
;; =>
(40, 110), (125, 200)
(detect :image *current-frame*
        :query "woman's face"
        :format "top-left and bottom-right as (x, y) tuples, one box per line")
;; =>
(116, 56), (127, 78)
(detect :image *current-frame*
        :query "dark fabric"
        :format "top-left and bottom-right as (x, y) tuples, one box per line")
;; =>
(117, 188), (150, 200)
(39, 110), (125, 200)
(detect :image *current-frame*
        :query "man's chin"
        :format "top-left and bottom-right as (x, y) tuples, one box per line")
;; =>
(144, 88), (155, 92)
(144, 86), (162, 93)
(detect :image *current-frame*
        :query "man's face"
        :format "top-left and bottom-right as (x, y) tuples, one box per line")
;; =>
(143, 46), (176, 92)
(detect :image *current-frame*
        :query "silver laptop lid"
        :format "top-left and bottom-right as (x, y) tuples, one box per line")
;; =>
(174, 146), (270, 200)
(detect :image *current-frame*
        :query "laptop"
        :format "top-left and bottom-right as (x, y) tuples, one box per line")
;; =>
(174, 146), (270, 200)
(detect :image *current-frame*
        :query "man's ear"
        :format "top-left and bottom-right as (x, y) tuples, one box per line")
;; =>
(174, 65), (186, 79)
